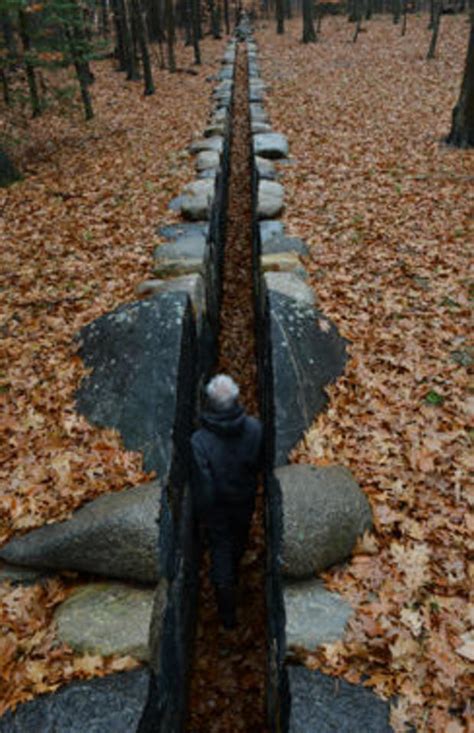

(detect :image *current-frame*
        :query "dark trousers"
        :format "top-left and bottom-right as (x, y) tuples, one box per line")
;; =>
(205, 498), (254, 588)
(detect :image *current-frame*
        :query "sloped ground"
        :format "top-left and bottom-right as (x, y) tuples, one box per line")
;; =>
(0, 37), (225, 714)
(257, 14), (472, 733)
(187, 46), (268, 733)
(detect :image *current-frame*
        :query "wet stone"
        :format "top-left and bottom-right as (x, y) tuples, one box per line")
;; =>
(254, 132), (289, 160)
(288, 667), (393, 733)
(284, 579), (352, 651)
(278, 464), (373, 578)
(0, 482), (162, 583)
(0, 668), (151, 733)
(54, 582), (155, 661)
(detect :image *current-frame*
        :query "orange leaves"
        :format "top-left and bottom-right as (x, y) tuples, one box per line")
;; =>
(258, 12), (472, 732)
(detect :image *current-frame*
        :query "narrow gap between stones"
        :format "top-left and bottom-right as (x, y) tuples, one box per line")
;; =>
(186, 43), (268, 732)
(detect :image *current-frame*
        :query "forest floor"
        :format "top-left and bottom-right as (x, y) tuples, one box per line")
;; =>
(256, 13), (472, 733)
(0, 36), (225, 713)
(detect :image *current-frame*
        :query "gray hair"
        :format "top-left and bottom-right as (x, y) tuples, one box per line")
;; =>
(205, 374), (239, 412)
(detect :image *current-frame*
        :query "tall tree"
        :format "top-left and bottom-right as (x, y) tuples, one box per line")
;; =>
(447, 9), (474, 146)
(426, 0), (441, 59)
(165, 0), (175, 71)
(275, 0), (284, 33)
(191, 0), (201, 63)
(302, 0), (316, 42)
(130, 0), (154, 94)
(18, 8), (41, 117)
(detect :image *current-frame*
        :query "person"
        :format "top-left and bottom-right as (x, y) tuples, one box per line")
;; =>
(191, 374), (263, 629)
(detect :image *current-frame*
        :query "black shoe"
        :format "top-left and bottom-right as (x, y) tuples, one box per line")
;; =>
(215, 585), (237, 629)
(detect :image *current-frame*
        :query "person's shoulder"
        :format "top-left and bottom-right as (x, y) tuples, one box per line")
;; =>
(245, 415), (262, 434)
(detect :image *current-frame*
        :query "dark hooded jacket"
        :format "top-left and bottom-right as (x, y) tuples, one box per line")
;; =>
(191, 403), (263, 515)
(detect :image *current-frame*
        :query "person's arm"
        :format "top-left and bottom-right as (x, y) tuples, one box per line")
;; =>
(190, 436), (216, 517)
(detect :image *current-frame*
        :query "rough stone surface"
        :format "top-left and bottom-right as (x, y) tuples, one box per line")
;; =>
(260, 219), (284, 244)
(258, 180), (284, 219)
(252, 122), (272, 135)
(197, 168), (218, 180)
(196, 150), (219, 172)
(135, 275), (205, 339)
(284, 579), (352, 650)
(76, 292), (194, 475)
(264, 272), (314, 306)
(189, 136), (223, 155)
(278, 465), (373, 578)
(157, 222), (208, 241)
(254, 132), (289, 160)
(0, 482), (162, 583)
(153, 257), (204, 279)
(0, 668), (150, 733)
(262, 252), (307, 280)
(249, 88), (264, 103)
(250, 103), (268, 123)
(267, 292), (347, 465)
(177, 179), (215, 221)
(289, 666), (393, 732)
(154, 233), (206, 261)
(262, 235), (308, 256)
(204, 121), (226, 138)
(0, 561), (48, 585)
(55, 583), (155, 661)
(218, 66), (233, 80)
(256, 156), (276, 180)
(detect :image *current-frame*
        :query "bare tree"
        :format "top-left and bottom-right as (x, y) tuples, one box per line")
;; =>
(302, 0), (316, 42)
(427, 0), (441, 59)
(275, 0), (285, 33)
(446, 8), (474, 146)
(165, 0), (176, 71)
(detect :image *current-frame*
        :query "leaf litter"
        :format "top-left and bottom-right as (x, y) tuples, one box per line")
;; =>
(257, 14), (472, 733)
(0, 37), (225, 714)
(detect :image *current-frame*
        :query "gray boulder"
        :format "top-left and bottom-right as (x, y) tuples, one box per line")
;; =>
(262, 252), (307, 280)
(254, 132), (289, 159)
(157, 222), (208, 241)
(289, 667), (393, 733)
(278, 465), (373, 578)
(189, 136), (223, 155)
(264, 272), (314, 306)
(260, 220), (285, 244)
(218, 66), (233, 81)
(262, 234), (308, 256)
(0, 668), (150, 733)
(0, 561), (48, 585)
(196, 150), (219, 172)
(266, 291), (347, 464)
(284, 579), (352, 651)
(250, 103), (268, 124)
(258, 180), (284, 218)
(256, 156), (276, 180)
(252, 122), (272, 135)
(76, 292), (196, 475)
(0, 482), (161, 583)
(135, 275), (205, 340)
(54, 582), (156, 661)
(178, 179), (215, 220)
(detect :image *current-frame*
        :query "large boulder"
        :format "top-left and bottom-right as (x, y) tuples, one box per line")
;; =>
(262, 252), (307, 279)
(54, 582), (156, 661)
(0, 482), (162, 583)
(0, 668), (150, 733)
(284, 579), (352, 651)
(76, 292), (196, 475)
(277, 465), (373, 578)
(254, 133), (289, 160)
(176, 179), (215, 221)
(288, 667), (393, 733)
(265, 290), (347, 464)
(256, 156), (276, 180)
(196, 150), (220, 172)
(258, 180), (284, 219)
(260, 220), (284, 244)
(264, 272), (314, 306)
(189, 136), (223, 155)
(135, 275), (206, 341)
(262, 234), (308, 256)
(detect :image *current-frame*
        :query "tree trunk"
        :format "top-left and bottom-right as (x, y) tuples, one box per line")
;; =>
(1, 69), (11, 106)
(208, 0), (221, 37)
(100, 0), (110, 35)
(366, 0), (373, 20)
(427, 0), (441, 59)
(165, 0), (176, 71)
(401, 0), (408, 34)
(131, 0), (155, 94)
(447, 22), (474, 146)
(111, 0), (127, 69)
(191, 0), (201, 63)
(18, 10), (41, 118)
(428, 0), (435, 28)
(1, 14), (17, 59)
(223, 0), (230, 34)
(302, 0), (316, 42)
(0, 148), (21, 187)
(393, 0), (401, 23)
(353, 0), (363, 41)
(129, 0), (142, 78)
(285, 0), (292, 18)
(64, 23), (94, 120)
(275, 0), (285, 33)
